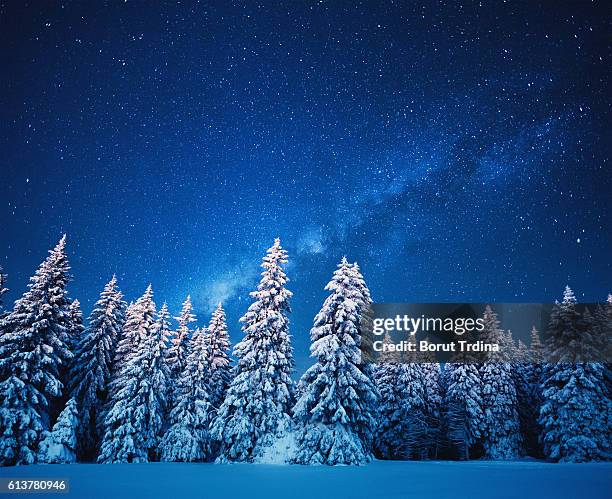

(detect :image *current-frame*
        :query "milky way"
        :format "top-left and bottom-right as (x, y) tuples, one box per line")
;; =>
(1, 1), (610, 371)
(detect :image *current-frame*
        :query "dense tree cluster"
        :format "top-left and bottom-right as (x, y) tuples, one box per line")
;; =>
(0, 237), (609, 466)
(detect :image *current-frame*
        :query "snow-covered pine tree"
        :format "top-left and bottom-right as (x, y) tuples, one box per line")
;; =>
(525, 326), (545, 457)
(442, 358), (484, 460)
(374, 334), (400, 458)
(0, 266), (8, 372)
(98, 285), (169, 463)
(0, 265), (8, 316)
(593, 298), (612, 397)
(67, 299), (84, 355)
(421, 342), (443, 458)
(539, 286), (610, 462)
(479, 305), (504, 362)
(155, 303), (173, 404)
(60, 299), (85, 409)
(292, 257), (377, 465)
(212, 239), (294, 463)
(480, 347), (522, 459)
(159, 316), (215, 462)
(374, 334), (428, 460)
(0, 236), (72, 465)
(166, 295), (195, 381)
(157, 303), (173, 350)
(70, 276), (126, 460)
(37, 398), (79, 464)
(204, 303), (231, 409)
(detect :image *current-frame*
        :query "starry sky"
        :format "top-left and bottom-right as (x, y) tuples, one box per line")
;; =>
(1, 1), (610, 371)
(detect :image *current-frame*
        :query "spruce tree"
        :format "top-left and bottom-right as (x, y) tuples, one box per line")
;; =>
(0, 265), (8, 317)
(37, 398), (79, 464)
(0, 236), (72, 465)
(157, 303), (173, 350)
(212, 239), (294, 463)
(292, 258), (377, 465)
(166, 296), (195, 380)
(375, 334), (428, 460)
(70, 276), (126, 460)
(481, 353), (522, 459)
(593, 298), (612, 397)
(0, 266), (8, 375)
(442, 359), (484, 460)
(98, 285), (169, 463)
(204, 303), (231, 409)
(526, 326), (545, 456)
(67, 299), (84, 354)
(421, 343), (443, 458)
(539, 287), (610, 462)
(159, 319), (215, 462)
(478, 306), (522, 459)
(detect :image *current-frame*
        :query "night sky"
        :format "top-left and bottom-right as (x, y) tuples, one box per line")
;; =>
(1, 1), (610, 372)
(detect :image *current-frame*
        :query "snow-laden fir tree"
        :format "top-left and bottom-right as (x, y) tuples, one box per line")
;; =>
(204, 303), (231, 409)
(346, 259), (378, 448)
(0, 236), (72, 465)
(527, 325), (546, 457)
(0, 267), (8, 371)
(539, 286), (611, 462)
(166, 295), (195, 381)
(60, 299), (85, 411)
(374, 333), (401, 458)
(593, 298), (612, 397)
(375, 334), (428, 460)
(70, 275), (126, 460)
(156, 303), (173, 350)
(479, 305), (504, 362)
(292, 257), (377, 465)
(0, 265), (8, 317)
(67, 299), (84, 355)
(514, 338), (537, 456)
(421, 342), (443, 458)
(212, 239), (294, 463)
(159, 319), (215, 462)
(98, 285), (169, 463)
(37, 398), (79, 464)
(442, 358), (484, 460)
(480, 345), (522, 459)
(155, 303), (173, 402)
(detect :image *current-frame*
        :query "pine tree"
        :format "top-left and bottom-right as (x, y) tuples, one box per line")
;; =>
(481, 353), (522, 459)
(157, 303), (173, 350)
(204, 303), (231, 409)
(98, 285), (169, 463)
(67, 300), (84, 354)
(442, 359), (484, 460)
(421, 344), (443, 459)
(526, 326), (545, 457)
(60, 299), (85, 410)
(292, 258), (377, 465)
(479, 305), (503, 361)
(37, 398), (79, 464)
(212, 239), (294, 463)
(478, 307), (522, 459)
(539, 287), (610, 462)
(375, 335), (428, 460)
(166, 296), (195, 380)
(0, 266), (8, 376)
(0, 265), (8, 316)
(70, 276), (126, 460)
(593, 298), (612, 397)
(0, 236), (72, 465)
(155, 303), (173, 407)
(159, 318), (215, 462)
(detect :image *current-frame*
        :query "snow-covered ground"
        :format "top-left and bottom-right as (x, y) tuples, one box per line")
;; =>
(1, 460), (610, 499)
